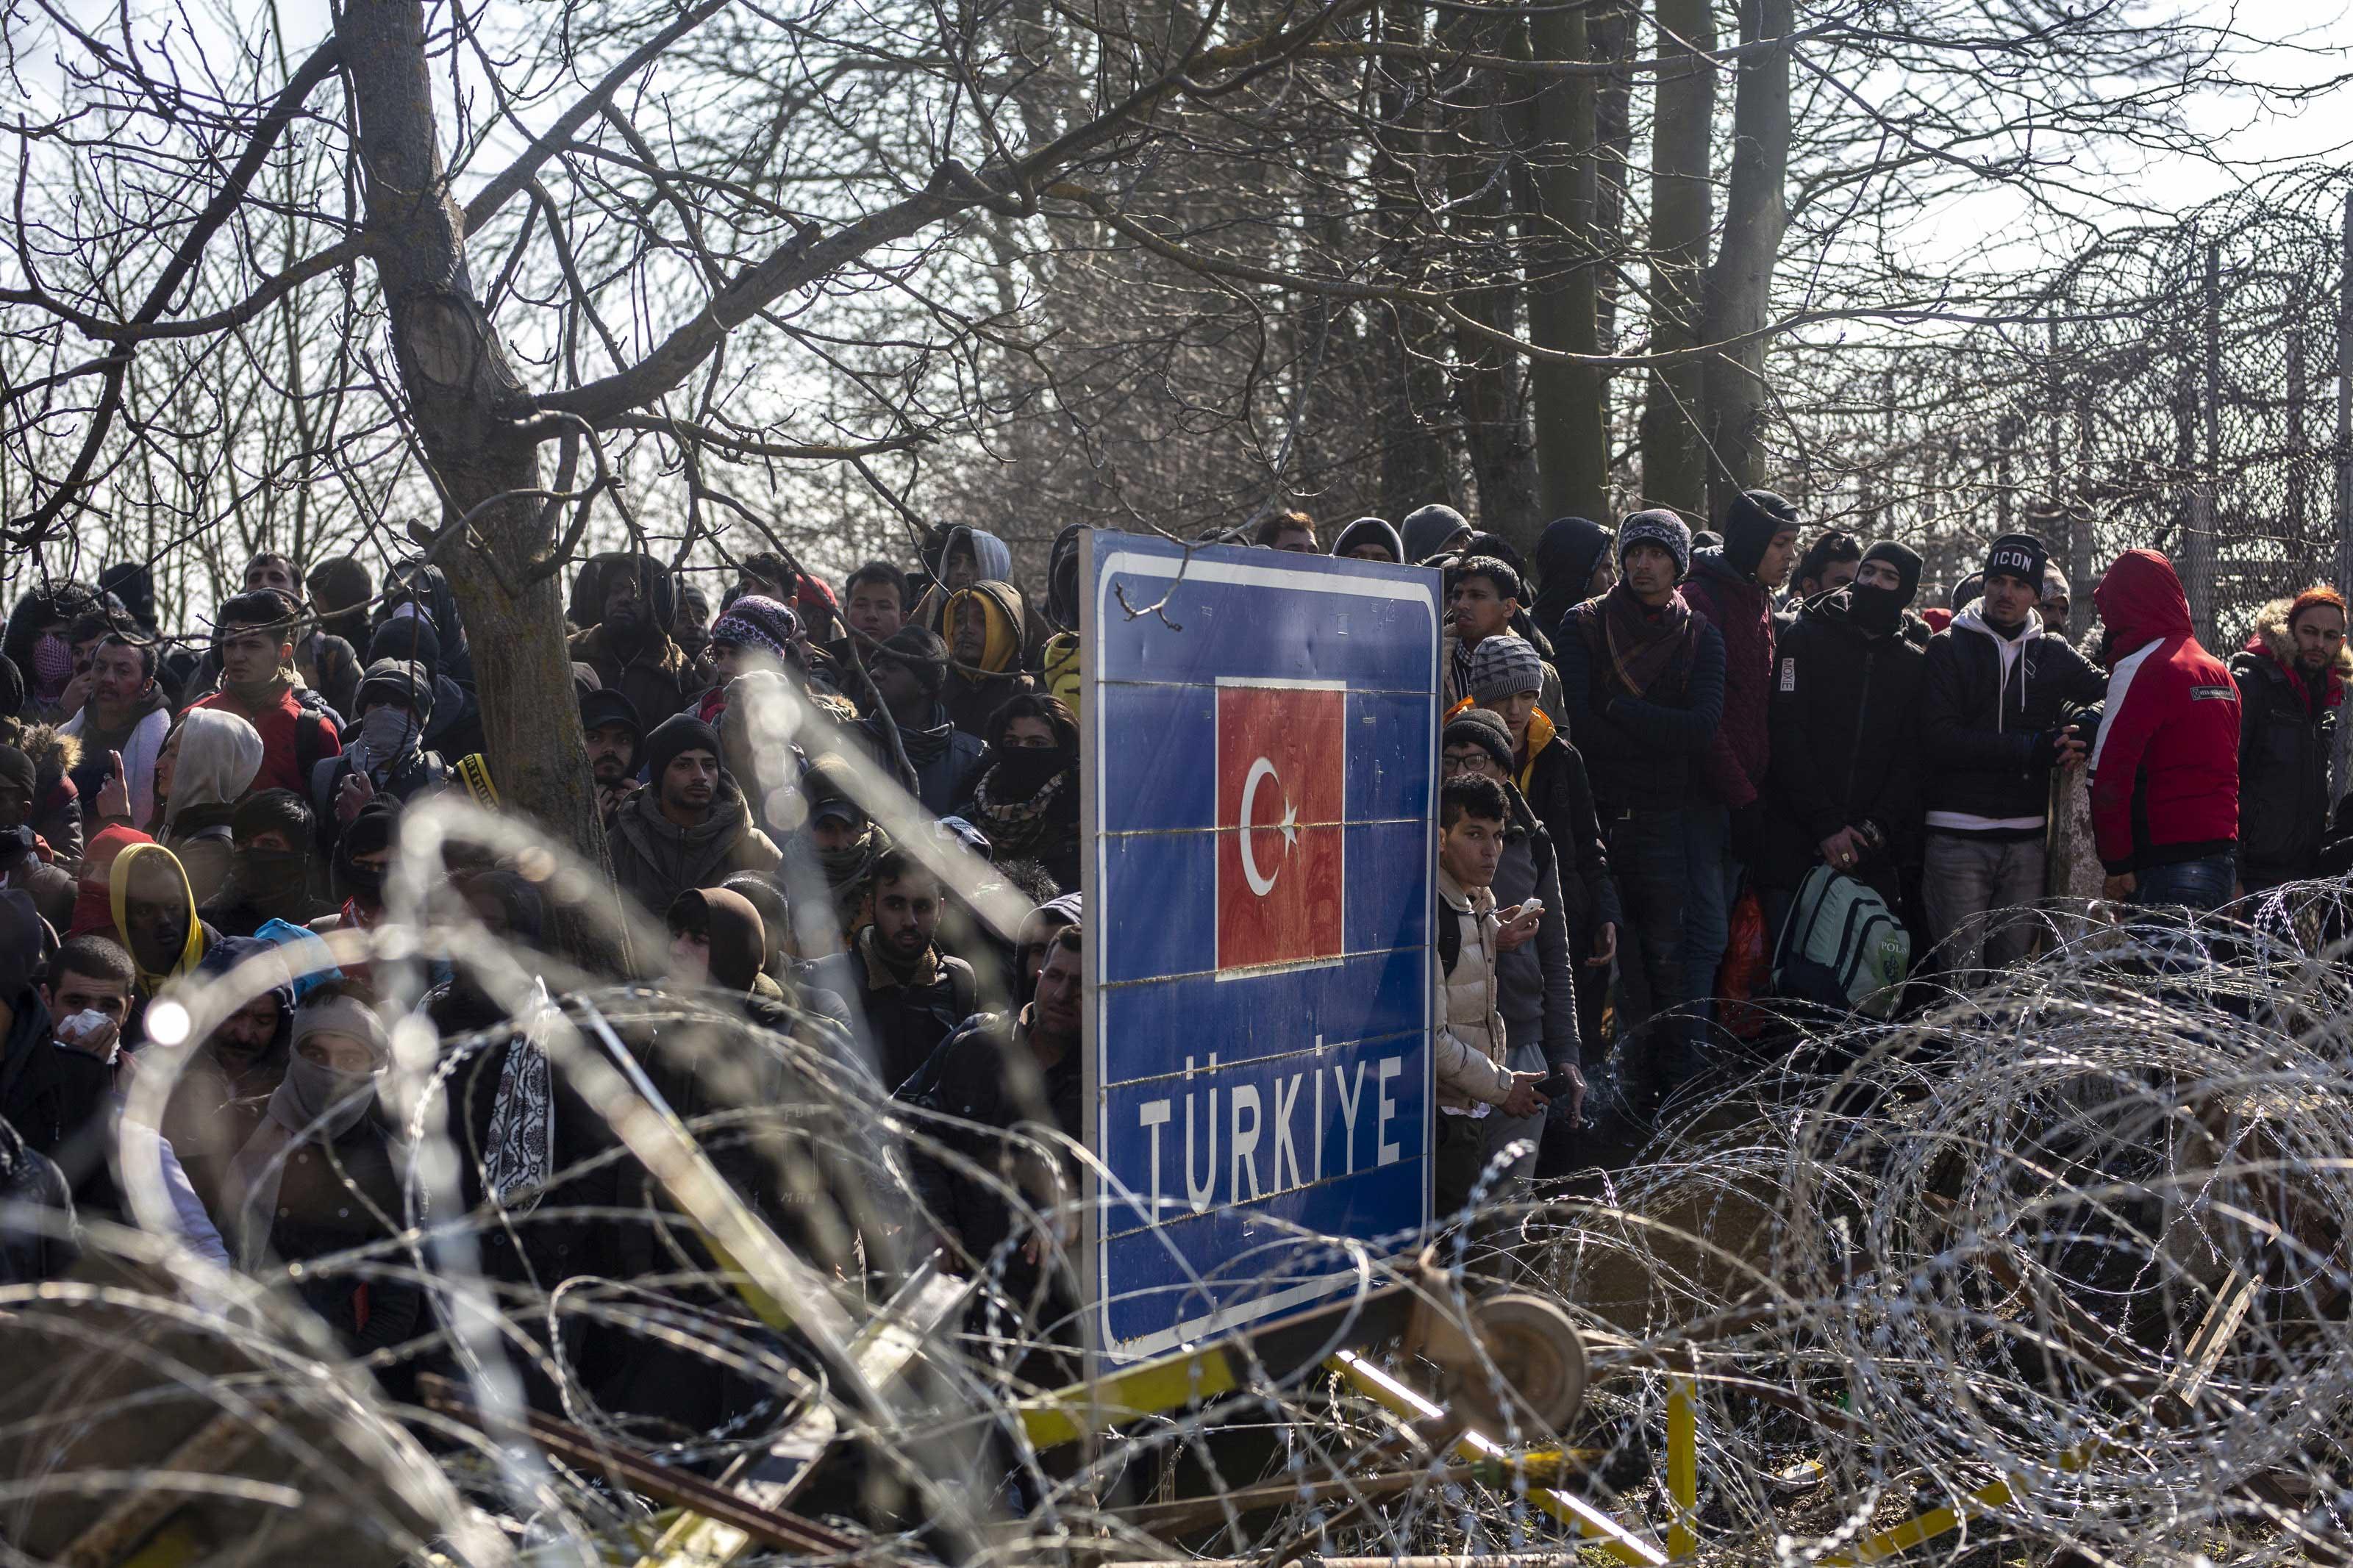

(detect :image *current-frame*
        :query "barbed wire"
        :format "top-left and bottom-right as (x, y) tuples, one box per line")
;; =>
(9, 785), (2353, 1566)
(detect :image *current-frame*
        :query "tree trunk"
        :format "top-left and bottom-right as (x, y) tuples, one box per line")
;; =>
(1701, 0), (1792, 519)
(1591, 1), (1635, 359)
(341, 2), (612, 895)
(1440, 4), (1541, 546)
(1637, 0), (1715, 520)
(1518, 1), (1609, 529)
(1372, 0), (1454, 523)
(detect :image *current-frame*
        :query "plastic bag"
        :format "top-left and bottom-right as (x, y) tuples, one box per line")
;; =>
(1716, 885), (1773, 1040)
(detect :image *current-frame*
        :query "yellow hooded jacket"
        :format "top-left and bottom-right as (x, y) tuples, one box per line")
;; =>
(109, 840), (209, 995)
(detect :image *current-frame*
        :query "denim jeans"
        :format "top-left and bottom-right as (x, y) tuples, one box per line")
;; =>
(1679, 801), (1736, 1042)
(1922, 832), (2047, 981)
(2127, 852), (2238, 976)
(1606, 808), (1690, 1087)
(2132, 853), (2238, 912)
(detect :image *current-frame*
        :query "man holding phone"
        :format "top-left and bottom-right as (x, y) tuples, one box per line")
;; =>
(1431, 775), (1551, 1226)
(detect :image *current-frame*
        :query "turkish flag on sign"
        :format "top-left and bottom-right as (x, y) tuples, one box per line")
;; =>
(1216, 681), (1346, 973)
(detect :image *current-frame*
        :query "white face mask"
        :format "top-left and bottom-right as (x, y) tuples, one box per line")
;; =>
(356, 704), (420, 765)
(271, 1050), (379, 1141)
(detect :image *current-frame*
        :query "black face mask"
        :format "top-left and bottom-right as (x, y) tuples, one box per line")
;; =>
(1847, 582), (1905, 637)
(238, 846), (311, 903)
(337, 856), (385, 904)
(992, 745), (1071, 798)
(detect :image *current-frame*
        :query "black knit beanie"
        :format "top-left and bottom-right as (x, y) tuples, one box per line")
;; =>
(1721, 490), (1801, 578)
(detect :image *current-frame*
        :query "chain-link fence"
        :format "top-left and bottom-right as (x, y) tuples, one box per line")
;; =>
(1777, 186), (2353, 650)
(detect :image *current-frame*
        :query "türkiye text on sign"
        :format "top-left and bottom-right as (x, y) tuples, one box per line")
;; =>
(1079, 533), (1442, 1361)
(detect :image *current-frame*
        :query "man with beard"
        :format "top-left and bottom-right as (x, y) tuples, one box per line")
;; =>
(581, 687), (644, 828)
(860, 626), (985, 815)
(813, 848), (977, 1091)
(1011, 892), (1081, 1010)
(605, 715), (782, 918)
(163, 936), (296, 1220)
(898, 924), (1084, 1295)
(63, 632), (172, 833)
(567, 554), (695, 727)
(187, 592), (342, 796)
(201, 790), (330, 936)
(2232, 587), (2348, 892)
(957, 695), (1080, 894)
(1556, 512), (1727, 1108)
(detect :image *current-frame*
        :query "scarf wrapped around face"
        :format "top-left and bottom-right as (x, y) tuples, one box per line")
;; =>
(971, 746), (1076, 859)
(224, 1003), (389, 1265)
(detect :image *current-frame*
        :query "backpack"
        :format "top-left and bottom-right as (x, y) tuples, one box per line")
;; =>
(1436, 888), (1463, 976)
(1772, 864), (1910, 1018)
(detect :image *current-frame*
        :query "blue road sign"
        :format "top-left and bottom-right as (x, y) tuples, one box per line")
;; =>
(1080, 532), (1442, 1361)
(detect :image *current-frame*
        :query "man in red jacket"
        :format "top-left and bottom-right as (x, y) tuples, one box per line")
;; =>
(2087, 550), (2240, 911)
(185, 592), (342, 798)
(1680, 488), (1799, 1043)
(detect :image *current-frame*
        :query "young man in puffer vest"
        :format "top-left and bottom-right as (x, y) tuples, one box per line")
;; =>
(1432, 774), (1549, 1223)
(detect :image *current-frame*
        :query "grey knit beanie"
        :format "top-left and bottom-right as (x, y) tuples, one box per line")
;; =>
(1466, 634), (1544, 704)
(1617, 509), (1693, 579)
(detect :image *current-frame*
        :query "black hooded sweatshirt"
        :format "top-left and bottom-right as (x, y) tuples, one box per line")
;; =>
(1532, 517), (1613, 645)
(1760, 587), (1929, 893)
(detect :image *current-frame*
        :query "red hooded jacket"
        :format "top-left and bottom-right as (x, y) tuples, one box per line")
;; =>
(2087, 550), (2240, 874)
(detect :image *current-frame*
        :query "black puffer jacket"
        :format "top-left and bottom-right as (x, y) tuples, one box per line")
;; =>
(1556, 595), (1728, 815)
(2230, 599), (2345, 887)
(896, 1009), (1082, 1281)
(1760, 588), (1928, 893)
(1919, 609), (2106, 836)
(812, 931), (980, 1092)
(0, 990), (112, 1208)
(0, 1111), (76, 1283)
(1516, 725), (1621, 941)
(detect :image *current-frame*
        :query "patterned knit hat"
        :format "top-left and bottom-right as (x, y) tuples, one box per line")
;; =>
(1466, 634), (1545, 703)
(710, 594), (799, 664)
(1617, 509), (1693, 579)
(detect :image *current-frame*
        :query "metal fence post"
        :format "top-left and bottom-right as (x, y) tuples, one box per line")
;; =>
(2182, 240), (2222, 646)
(2335, 196), (2353, 803)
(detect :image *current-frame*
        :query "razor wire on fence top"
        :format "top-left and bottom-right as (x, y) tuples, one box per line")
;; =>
(1776, 183), (2353, 649)
(5, 698), (2353, 1567)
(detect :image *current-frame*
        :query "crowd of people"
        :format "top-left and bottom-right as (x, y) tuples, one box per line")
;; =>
(0, 496), (2334, 1412)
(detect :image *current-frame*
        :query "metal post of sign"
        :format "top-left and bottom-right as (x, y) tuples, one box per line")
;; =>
(1665, 1377), (1698, 1561)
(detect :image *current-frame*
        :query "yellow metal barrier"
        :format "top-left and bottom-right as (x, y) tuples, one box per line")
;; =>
(1329, 1350), (1668, 1568)
(1665, 1376), (1697, 1561)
